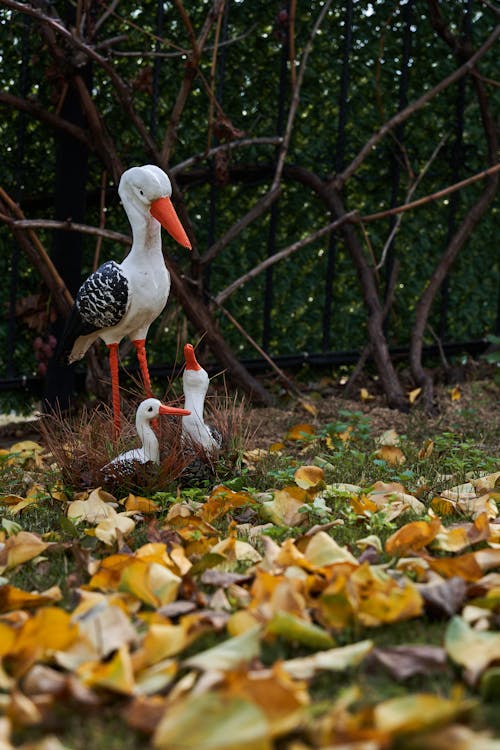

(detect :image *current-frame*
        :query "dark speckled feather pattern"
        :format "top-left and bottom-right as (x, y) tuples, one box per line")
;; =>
(76, 261), (128, 328)
(57, 261), (129, 361)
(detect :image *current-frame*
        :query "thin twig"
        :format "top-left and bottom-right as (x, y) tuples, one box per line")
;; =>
(375, 132), (450, 270)
(215, 212), (356, 305)
(334, 23), (500, 188)
(361, 163), (500, 223)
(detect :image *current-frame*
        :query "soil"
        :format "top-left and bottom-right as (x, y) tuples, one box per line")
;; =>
(1, 373), (498, 453)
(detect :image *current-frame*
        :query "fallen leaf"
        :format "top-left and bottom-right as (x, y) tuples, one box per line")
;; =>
(374, 445), (406, 466)
(374, 692), (468, 734)
(67, 487), (118, 524)
(77, 644), (135, 695)
(285, 424), (316, 441)
(184, 625), (261, 672)
(445, 615), (500, 684)
(360, 388), (375, 401)
(261, 486), (309, 527)
(449, 386), (461, 401)
(408, 387), (422, 404)
(282, 640), (373, 679)
(294, 465), (324, 491)
(370, 645), (448, 680)
(0, 531), (50, 574)
(385, 519), (441, 556)
(266, 611), (335, 650)
(153, 691), (271, 750)
(125, 495), (160, 514)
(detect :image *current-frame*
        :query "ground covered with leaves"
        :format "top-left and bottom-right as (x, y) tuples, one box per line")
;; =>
(0, 376), (499, 750)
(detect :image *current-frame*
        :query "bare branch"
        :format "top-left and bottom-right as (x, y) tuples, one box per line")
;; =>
(361, 163), (500, 223)
(215, 212), (356, 305)
(271, 0), (333, 192)
(375, 133), (450, 270)
(334, 23), (500, 188)
(171, 136), (283, 175)
(3, 0), (160, 164)
(0, 91), (91, 147)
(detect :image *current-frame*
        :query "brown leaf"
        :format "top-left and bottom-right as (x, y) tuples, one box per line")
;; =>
(370, 645), (448, 680)
(417, 575), (467, 618)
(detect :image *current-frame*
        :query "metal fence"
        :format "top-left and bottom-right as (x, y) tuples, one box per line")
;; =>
(0, 0), (498, 404)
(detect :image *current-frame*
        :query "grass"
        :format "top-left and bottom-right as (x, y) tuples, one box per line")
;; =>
(0, 389), (499, 748)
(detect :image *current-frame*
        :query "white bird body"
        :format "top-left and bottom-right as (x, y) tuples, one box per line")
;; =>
(59, 165), (191, 436)
(182, 344), (221, 453)
(107, 398), (190, 469)
(63, 166), (184, 361)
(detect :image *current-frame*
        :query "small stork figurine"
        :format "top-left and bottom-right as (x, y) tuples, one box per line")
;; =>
(59, 165), (191, 437)
(182, 344), (222, 453)
(106, 398), (190, 471)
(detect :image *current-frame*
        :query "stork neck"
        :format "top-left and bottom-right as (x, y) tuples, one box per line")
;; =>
(183, 388), (207, 420)
(125, 204), (162, 257)
(137, 421), (160, 463)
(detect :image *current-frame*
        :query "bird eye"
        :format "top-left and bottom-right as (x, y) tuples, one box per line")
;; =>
(148, 406), (153, 412)
(139, 189), (144, 196)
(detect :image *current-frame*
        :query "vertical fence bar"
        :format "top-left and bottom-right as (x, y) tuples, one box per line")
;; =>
(204, 1), (230, 297)
(439, 0), (471, 342)
(322, 0), (352, 351)
(262, 4), (290, 352)
(150, 0), (164, 139)
(6, 15), (30, 377)
(383, 0), (413, 323)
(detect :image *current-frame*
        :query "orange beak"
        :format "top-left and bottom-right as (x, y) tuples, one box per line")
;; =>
(184, 343), (202, 371)
(158, 404), (191, 416)
(150, 196), (191, 249)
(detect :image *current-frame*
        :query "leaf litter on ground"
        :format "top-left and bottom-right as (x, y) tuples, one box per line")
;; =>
(0, 418), (499, 749)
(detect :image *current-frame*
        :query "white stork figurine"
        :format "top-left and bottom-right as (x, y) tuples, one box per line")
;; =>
(106, 398), (190, 470)
(182, 344), (222, 453)
(59, 165), (191, 437)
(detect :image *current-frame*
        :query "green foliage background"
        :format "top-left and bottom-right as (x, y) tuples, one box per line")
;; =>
(0, 0), (498, 385)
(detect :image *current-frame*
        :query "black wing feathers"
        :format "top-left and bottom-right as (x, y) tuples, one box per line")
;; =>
(57, 261), (129, 361)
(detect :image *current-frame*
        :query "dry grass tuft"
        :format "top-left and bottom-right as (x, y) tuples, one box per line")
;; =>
(38, 377), (255, 493)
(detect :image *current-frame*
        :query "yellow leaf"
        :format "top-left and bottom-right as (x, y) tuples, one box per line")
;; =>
(285, 424), (316, 441)
(430, 496), (456, 516)
(446, 615), (500, 684)
(359, 388), (375, 401)
(125, 495), (160, 514)
(418, 438), (434, 459)
(374, 692), (467, 734)
(294, 465), (324, 491)
(0, 585), (61, 613)
(118, 560), (181, 607)
(408, 387), (422, 404)
(376, 429), (400, 446)
(350, 493), (378, 516)
(348, 563), (423, 627)
(133, 621), (195, 672)
(374, 445), (406, 466)
(299, 398), (318, 417)
(261, 486), (309, 527)
(78, 645), (135, 695)
(266, 611), (335, 649)
(210, 537), (262, 563)
(269, 442), (284, 453)
(304, 531), (358, 568)
(153, 692), (271, 750)
(449, 386), (461, 401)
(0, 531), (49, 574)
(282, 640), (373, 680)
(227, 665), (308, 738)
(385, 519), (441, 556)
(67, 487), (117, 524)
(201, 486), (254, 523)
(184, 625), (262, 672)
(95, 513), (136, 545)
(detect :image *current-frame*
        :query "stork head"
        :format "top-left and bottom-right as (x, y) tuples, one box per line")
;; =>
(135, 397), (190, 429)
(119, 165), (191, 248)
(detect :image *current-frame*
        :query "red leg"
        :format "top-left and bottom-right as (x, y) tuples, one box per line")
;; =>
(133, 338), (153, 398)
(107, 343), (121, 439)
